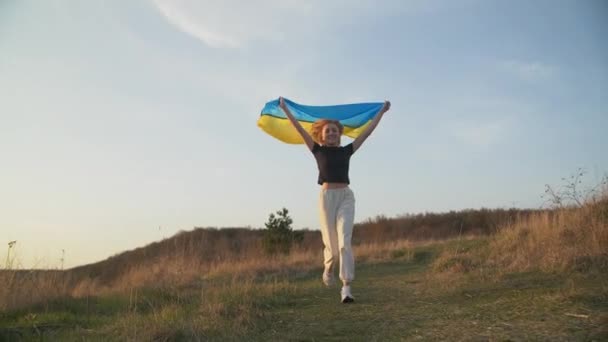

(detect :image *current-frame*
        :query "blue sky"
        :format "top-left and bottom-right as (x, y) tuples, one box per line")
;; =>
(1, 0), (607, 268)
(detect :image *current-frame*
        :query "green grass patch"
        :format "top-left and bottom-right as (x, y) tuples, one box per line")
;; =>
(1, 238), (606, 341)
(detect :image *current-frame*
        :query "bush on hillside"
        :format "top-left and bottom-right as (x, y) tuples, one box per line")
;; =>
(262, 208), (303, 255)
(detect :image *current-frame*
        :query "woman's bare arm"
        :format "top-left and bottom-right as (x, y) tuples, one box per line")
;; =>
(279, 97), (315, 150)
(352, 101), (390, 153)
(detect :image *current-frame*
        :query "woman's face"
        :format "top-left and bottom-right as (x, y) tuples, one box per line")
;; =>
(322, 123), (340, 146)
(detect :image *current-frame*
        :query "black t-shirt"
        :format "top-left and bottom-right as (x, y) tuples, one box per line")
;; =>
(311, 142), (354, 185)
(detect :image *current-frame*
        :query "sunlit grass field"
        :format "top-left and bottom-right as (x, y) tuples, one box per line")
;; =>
(1, 196), (606, 340)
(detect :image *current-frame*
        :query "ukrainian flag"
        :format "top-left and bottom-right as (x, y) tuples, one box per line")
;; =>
(257, 98), (385, 144)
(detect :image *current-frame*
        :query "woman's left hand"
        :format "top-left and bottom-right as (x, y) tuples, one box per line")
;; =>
(382, 100), (391, 113)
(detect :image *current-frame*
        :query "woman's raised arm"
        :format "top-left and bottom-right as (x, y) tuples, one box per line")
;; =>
(352, 100), (390, 152)
(279, 97), (315, 151)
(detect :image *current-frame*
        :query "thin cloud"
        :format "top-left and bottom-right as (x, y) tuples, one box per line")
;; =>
(500, 60), (556, 82)
(445, 118), (513, 148)
(151, 0), (452, 48)
(152, 0), (306, 48)
(153, 0), (240, 48)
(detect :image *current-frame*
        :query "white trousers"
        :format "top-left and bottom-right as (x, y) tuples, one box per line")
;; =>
(319, 187), (355, 283)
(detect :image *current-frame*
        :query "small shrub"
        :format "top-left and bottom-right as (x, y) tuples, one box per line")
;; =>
(262, 208), (302, 255)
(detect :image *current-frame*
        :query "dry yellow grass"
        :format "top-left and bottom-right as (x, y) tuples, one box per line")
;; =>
(4, 195), (605, 314)
(0, 270), (72, 311)
(1, 205), (533, 313)
(427, 195), (607, 290)
(0, 239), (425, 312)
(488, 197), (608, 272)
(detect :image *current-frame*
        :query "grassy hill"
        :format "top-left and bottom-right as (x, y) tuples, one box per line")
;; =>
(1, 199), (606, 340)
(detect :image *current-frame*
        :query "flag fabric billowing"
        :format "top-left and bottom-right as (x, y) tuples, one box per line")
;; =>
(257, 98), (384, 144)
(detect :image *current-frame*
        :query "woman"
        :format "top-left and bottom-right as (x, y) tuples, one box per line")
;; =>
(278, 96), (390, 303)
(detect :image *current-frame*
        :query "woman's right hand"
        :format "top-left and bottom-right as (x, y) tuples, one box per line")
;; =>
(277, 96), (315, 150)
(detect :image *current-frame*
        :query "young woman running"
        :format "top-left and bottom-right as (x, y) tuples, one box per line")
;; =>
(278, 96), (390, 303)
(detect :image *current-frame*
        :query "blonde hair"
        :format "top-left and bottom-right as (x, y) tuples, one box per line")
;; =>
(311, 119), (344, 144)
